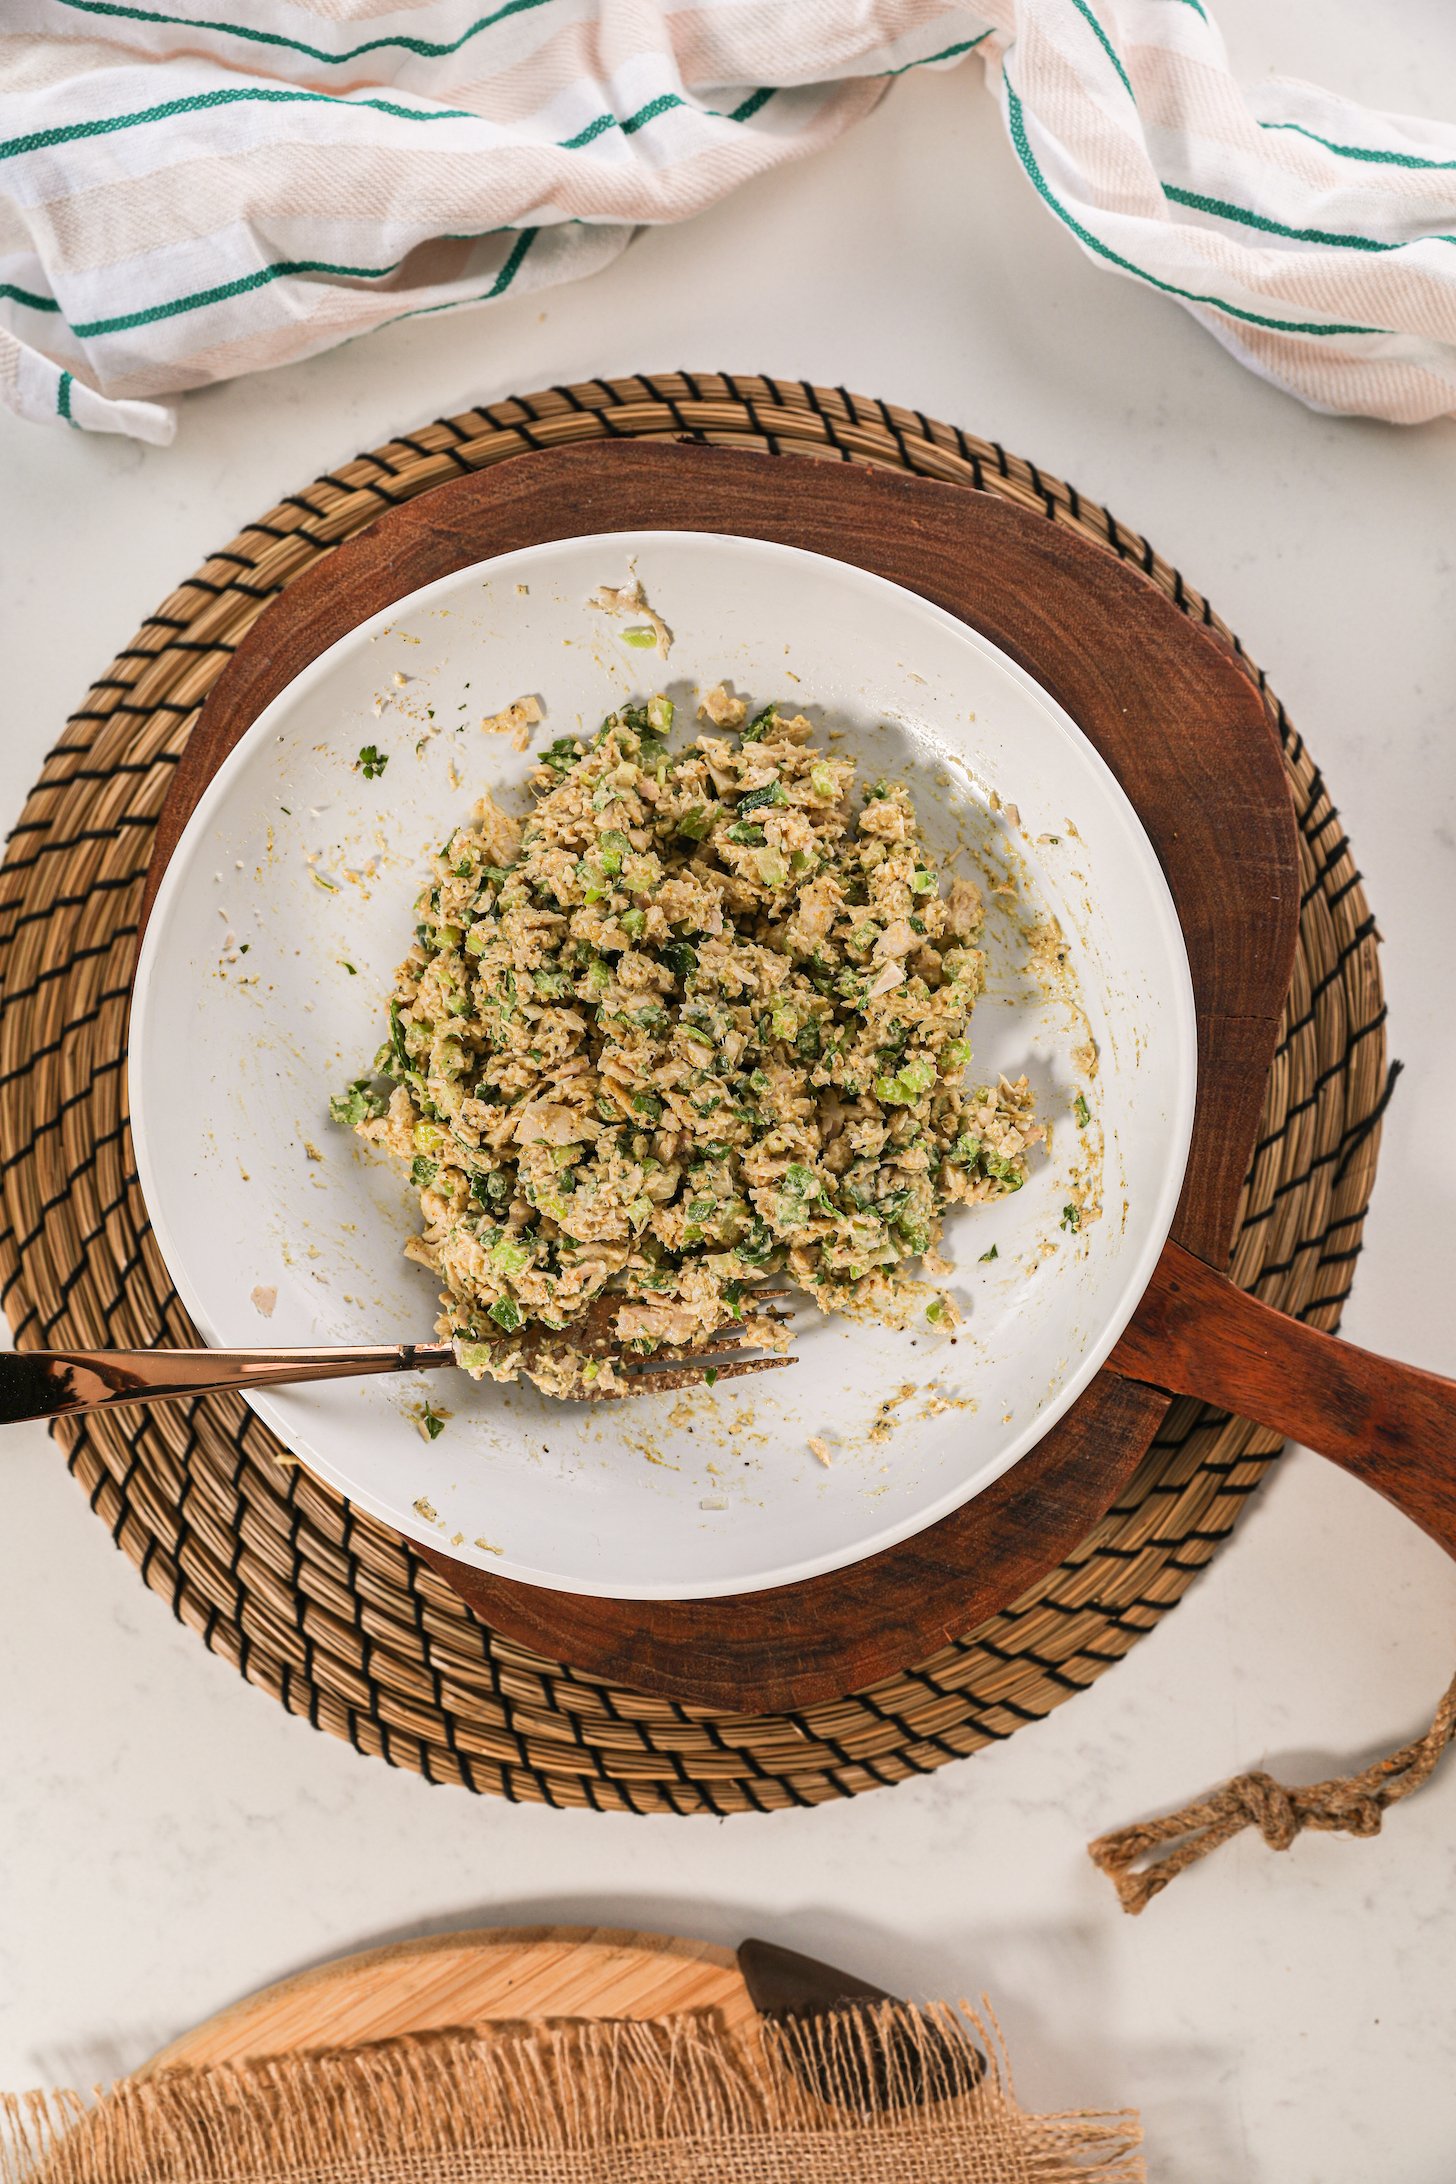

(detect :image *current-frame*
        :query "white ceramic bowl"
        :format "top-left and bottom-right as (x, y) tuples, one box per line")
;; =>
(130, 531), (1195, 1600)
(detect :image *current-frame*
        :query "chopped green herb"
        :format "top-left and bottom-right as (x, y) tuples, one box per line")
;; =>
(410, 1156), (438, 1188)
(1061, 1204), (1081, 1232)
(329, 1079), (389, 1127)
(421, 1403), (446, 1441)
(979, 1243), (999, 1262)
(356, 744), (389, 779)
(1074, 1092), (1091, 1127)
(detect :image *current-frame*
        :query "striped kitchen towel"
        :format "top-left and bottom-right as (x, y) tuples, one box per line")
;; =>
(4, 1), (1455, 442)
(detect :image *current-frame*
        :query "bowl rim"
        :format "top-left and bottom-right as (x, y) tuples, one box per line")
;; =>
(130, 527), (1199, 1598)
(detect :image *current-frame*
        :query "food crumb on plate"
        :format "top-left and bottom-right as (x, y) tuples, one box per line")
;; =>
(249, 1283), (277, 1317)
(480, 694), (543, 751)
(808, 1435), (832, 1468)
(590, 568), (673, 655)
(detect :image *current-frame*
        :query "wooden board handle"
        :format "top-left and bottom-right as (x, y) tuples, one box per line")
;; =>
(1111, 1241), (1456, 1558)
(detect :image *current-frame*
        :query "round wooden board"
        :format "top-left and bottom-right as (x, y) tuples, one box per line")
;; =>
(143, 1927), (754, 2075)
(138, 441), (1299, 1714)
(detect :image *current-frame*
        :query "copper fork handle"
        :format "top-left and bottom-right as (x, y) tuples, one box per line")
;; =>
(0, 1345), (457, 1425)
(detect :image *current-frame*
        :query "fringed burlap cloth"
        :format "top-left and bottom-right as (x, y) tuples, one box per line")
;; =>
(1, 2005), (1141, 2184)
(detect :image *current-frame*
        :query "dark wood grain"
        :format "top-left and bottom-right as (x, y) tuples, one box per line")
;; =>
(138, 442), (1300, 1712)
(1112, 1241), (1456, 1561)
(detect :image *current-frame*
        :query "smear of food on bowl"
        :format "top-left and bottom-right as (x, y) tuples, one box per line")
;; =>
(328, 686), (1042, 1395)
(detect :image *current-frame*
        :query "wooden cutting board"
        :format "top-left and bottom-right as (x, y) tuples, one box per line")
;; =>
(139, 441), (1298, 1713)
(143, 1927), (755, 2074)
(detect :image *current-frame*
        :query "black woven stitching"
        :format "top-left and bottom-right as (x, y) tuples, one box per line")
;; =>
(948, 424), (988, 492)
(1275, 917), (1377, 1055)
(1334, 1058), (1403, 1185)
(0, 997), (131, 1099)
(1241, 1084), (1389, 1242)
(886, 1644), (1048, 1718)
(1300, 832), (1353, 904)
(582, 379), (624, 433)
(1298, 774), (1337, 839)
(202, 550), (263, 572)
(1300, 808), (1344, 866)
(510, 406), (552, 452)
(281, 1478), (323, 1730)
(397, 431), (474, 477)
(1323, 865), (1366, 914)
(10, 1144), (113, 1283)
(401, 1550), (535, 1773)
(100, 1209), (155, 1346)
(0, 1057), (125, 1181)
(834, 385), (873, 446)
(335, 1503), (380, 1750)
(327, 458), (409, 495)
(975, 1637), (1088, 1695)
(281, 487), (386, 526)
(2, 868), (143, 941)
(404, 1558), (465, 1769)
(1249, 1010), (1385, 1158)
(1022, 454), (1058, 523)
(170, 1408), (204, 1622)
(1000, 1591), (1159, 1636)
(677, 1712), (779, 1780)
(243, 521), (331, 552)
(795, 379), (850, 465)
(872, 394), (917, 473)
(1, 814), (156, 881)
(1075, 1537), (1142, 1562)
(776, 1713), (863, 1776)
(1301, 1281), (1354, 1320)
(0, 942), (135, 1020)
(42, 1162), (137, 1338)
(108, 1438), (142, 1545)
(550, 381), (593, 414)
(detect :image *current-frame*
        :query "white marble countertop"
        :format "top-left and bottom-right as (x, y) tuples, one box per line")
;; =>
(3, 8), (1455, 2177)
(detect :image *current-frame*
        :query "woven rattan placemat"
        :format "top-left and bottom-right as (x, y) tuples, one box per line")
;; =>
(0, 375), (1389, 1813)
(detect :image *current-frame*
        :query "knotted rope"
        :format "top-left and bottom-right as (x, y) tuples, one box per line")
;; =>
(1089, 1663), (1456, 1914)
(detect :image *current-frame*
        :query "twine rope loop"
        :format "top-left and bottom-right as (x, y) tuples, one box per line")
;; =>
(1089, 1662), (1456, 1914)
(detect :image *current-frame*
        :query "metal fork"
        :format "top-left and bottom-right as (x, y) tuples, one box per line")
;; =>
(0, 1291), (795, 1425)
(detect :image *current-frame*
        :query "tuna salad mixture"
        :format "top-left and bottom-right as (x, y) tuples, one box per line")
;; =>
(331, 687), (1042, 1394)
